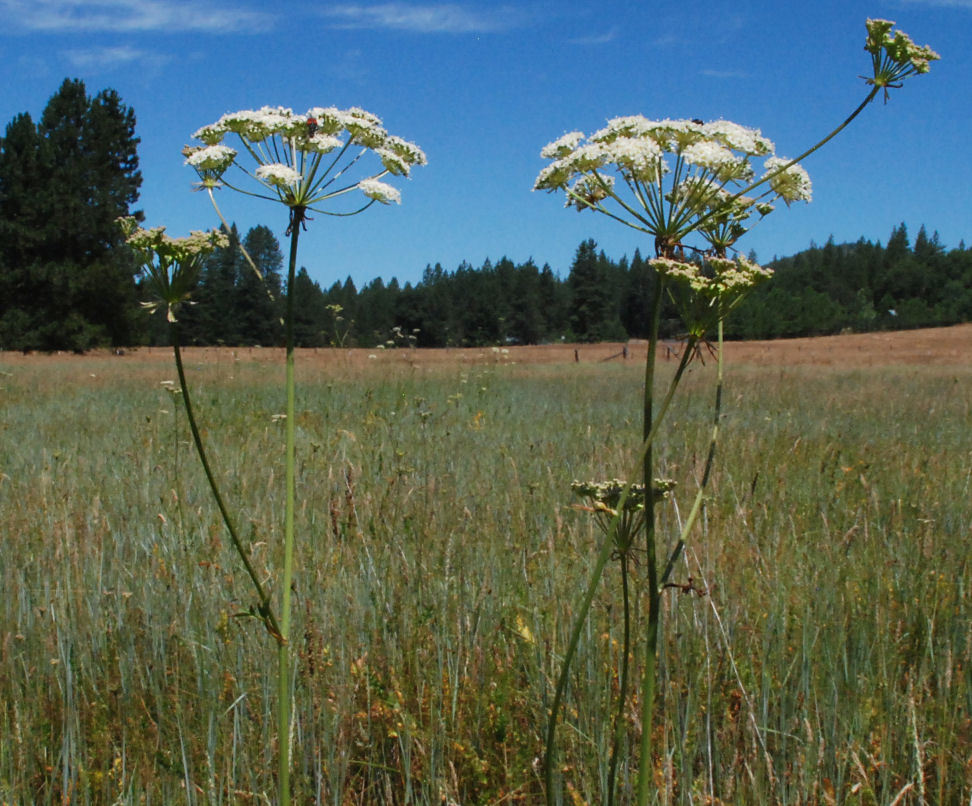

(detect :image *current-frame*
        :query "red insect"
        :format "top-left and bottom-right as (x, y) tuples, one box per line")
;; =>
(306, 117), (318, 137)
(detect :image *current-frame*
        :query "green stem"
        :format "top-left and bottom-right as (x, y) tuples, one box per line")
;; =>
(168, 320), (282, 642)
(634, 271), (665, 806)
(661, 320), (725, 587)
(606, 552), (631, 806)
(635, 322), (724, 806)
(277, 208), (301, 806)
(544, 271), (696, 805)
(543, 342), (693, 804)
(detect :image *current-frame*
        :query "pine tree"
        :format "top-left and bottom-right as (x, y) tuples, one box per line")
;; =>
(236, 225), (284, 345)
(0, 79), (141, 350)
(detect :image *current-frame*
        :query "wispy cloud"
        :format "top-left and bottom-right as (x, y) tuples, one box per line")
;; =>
(899, 0), (972, 8)
(0, 0), (273, 34)
(61, 44), (170, 70)
(566, 27), (617, 46)
(699, 68), (749, 80)
(321, 3), (524, 34)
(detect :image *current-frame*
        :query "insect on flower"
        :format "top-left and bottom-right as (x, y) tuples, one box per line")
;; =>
(306, 117), (318, 137)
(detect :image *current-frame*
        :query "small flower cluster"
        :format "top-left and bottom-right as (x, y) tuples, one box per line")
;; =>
(763, 157), (813, 204)
(571, 478), (676, 513)
(184, 105), (426, 211)
(650, 255), (773, 299)
(865, 18), (939, 94)
(119, 216), (229, 321)
(649, 254), (773, 337)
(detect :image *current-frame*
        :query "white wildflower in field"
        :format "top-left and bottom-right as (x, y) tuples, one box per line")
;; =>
(533, 115), (806, 255)
(185, 104), (425, 215)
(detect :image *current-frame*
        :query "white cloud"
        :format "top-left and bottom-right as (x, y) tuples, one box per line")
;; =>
(899, 0), (972, 7)
(321, 3), (522, 34)
(699, 68), (749, 80)
(0, 0), (272, 34)
(61, 44), (169, 69)
(566, 27), (617, 46)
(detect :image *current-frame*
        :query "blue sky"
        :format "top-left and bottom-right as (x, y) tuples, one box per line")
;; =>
(0, 0), (969, 288)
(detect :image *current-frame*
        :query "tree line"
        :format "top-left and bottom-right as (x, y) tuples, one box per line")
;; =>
(141, 224), (971, 349)
(2, 80), (970, 352)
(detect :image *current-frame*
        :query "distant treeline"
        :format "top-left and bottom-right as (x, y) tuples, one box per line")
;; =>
(140, 223), (971, 349)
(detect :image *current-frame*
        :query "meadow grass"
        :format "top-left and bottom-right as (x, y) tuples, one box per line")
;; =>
(1, 350), (970, 804)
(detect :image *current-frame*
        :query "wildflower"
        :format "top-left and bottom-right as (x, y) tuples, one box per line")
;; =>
(533, 116), (807, 250)
(255, 163), (302, 189)
(119, 217), (228, 321)
(864, 19), (939, 98)
(185, 104), (425, 215)
(358, 178), (402, 204)
(763, 157), (812, 204)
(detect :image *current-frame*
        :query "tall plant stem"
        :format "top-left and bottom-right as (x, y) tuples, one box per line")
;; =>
(606, 552), (631, 806)
(661, 320), (724, 588)
(543, 340), (693, 803)
(277, 209), (302, 806)
(634, 272), (665, 806)
(635, 322), (725, 806)
(168, 321), (282, 642)
(545, 276), (701, 804)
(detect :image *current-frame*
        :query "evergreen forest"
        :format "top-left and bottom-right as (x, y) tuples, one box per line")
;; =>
(1, 81), (969, 352)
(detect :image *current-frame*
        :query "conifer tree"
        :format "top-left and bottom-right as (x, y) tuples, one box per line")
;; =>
(0, 79), (141, 350)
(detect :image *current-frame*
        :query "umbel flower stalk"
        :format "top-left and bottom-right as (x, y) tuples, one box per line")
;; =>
(182, 103), (424, 806)
(534, 18), (936, 806)
(122, 105), (425, 806)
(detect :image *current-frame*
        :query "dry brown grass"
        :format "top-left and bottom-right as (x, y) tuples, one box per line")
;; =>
(2, 323), (969, 373)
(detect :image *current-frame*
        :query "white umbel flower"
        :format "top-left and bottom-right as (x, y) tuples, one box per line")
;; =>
(255, 163), (302, 187)
(358, 178), (402, 204)
(184, 144), (237, 172)
(763, 157), (812, 203)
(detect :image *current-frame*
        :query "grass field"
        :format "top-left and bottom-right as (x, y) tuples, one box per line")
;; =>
(1, 326), (971, 804)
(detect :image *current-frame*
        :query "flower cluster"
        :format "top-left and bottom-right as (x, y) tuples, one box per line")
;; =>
(184, 105), (426, 212)
(650, 254), (773, 336)
(119, 216), (228, 321)
(865, 18), (939, 96)
(571, 478), (676, 513)
(650, 255), (772, 298)
(534, 116), (808, 254)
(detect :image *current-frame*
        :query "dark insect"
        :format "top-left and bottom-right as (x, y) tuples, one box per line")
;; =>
(306, 117), (318, 137)
(691, 118), (704, 125)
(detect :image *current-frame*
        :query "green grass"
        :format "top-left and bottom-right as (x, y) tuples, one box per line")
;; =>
(1, 353), (970, 804)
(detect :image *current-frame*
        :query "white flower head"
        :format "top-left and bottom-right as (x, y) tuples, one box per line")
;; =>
(219, 106), (294, 142)
(566, 173), (615, 210)
(358, 178), (402, 204)
(304, 132), (344, 154)
(255, 163), (302, 188)
(680, 140), (737, 172)
(763, 157), (812, 204)
(601, 136), (667, 182)
(184, 144), (237, 172)
(541, 131), (586, 159)
(702, 120), (774, 156)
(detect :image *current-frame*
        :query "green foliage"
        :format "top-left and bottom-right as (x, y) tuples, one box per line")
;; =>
(730, 225), (972, 338)
(0, 79), (141, 351)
